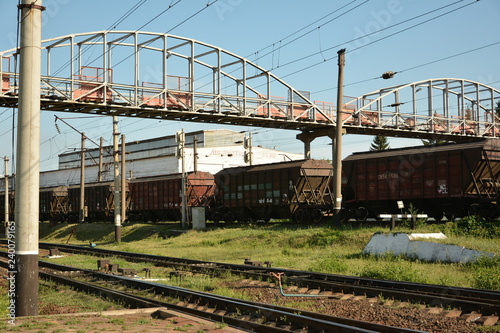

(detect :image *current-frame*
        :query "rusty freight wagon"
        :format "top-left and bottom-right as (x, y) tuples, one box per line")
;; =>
(39, 186), (70, 222)
(128, 171), (215, 222)
(68, 181), (130, 222)
(342, 139), (500, 221)
(214, 159), (333, 223)
(0, 191), (14, 222)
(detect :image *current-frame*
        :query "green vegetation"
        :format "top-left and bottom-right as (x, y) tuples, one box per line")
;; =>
(36, 220), (499, 289)
(0, 219), (498, 320)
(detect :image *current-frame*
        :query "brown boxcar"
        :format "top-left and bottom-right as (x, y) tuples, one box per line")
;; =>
(214, 159), (333, 223)
(128, 171), (215, 222)
(68, 181), (130, 222)
(342, 139), (500, 221)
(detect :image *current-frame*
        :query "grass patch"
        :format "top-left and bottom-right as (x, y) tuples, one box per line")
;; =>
(36, 221), (499, 289)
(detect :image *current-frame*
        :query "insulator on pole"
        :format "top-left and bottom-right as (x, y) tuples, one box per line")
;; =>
(382, 71), (395, 79)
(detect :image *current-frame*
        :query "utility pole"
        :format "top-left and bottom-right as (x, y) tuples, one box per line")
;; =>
(332, 49), (346, 227)
(3, 156), (8, 234)
(176, 129), (187, 229)
(15, 0), (44, 316)
(4, 157), (9, 221)
(113, 117), (121, 242)
(243, 132), (253, 165)
(193, 136), (198, 173)
(121, 135), (126, 223)
(98, 137), (104, 182)
(79, 133), (86, 223)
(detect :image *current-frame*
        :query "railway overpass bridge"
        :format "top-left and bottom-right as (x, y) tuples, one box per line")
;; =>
(1, 31), (499, 155)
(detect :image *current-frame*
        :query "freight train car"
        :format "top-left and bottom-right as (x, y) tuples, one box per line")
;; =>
(128, 171), (215, 222)
(342, 139), (500, 221)
(0, 191), (14, 222)
(213, 159), (333, 223)
(39, 186), (70, 222)
(67, 181), (130, 222)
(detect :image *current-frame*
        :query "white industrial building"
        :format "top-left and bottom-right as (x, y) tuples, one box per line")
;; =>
(25, 129), (303, 188)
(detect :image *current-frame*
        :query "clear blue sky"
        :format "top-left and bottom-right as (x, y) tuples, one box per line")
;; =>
(1, 0), (499, 171)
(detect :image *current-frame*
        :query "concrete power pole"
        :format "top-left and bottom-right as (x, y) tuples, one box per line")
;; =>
(244, 132), (253, 165)
(113, 117), (121, 242)
(4, 157), (9, 236)
(79, 133), (86, 223)
(176, 130), (187, 229)
(15, 0), (44, 316)
(121, 135), (126, 223)
(332, 49), (346, 227)
(98, 137), (104, 182)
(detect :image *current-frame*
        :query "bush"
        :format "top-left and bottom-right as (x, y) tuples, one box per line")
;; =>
(439, 216), (499, 238)
(470, 256), (500, 290)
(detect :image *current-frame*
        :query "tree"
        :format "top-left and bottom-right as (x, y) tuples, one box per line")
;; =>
(421, 139), (449, 146)
(370, 135), (390, 151)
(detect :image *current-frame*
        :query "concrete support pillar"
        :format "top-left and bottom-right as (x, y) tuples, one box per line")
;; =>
(296, 132), (314, 160)
(332, 49), (346, 227)
(15, 0), (44, 317)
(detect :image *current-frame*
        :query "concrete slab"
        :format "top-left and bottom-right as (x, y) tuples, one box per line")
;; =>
(363, 233), (494, 263)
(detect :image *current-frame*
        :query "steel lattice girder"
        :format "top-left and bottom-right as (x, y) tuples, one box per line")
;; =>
(1, 31), (500, 140)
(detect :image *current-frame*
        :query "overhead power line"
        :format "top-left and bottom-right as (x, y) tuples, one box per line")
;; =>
(312, 41), (500, 94)
(249, 0), (368, 63)
(276, 0), (479, 81)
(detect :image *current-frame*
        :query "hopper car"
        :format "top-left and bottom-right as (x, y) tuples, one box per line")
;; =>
(127, 171), (215, 222)
(1, 186), (70, 222)
(66, 181), (130, 222)
(212, 159), (333, 223)
(341, 139), (500, 221)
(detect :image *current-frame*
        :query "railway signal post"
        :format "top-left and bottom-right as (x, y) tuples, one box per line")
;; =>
(15, 0), (44, 316)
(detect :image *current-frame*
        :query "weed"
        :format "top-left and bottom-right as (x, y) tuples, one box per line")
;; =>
(107, 318), (125, 325)
(469, 255), (500, 290)
(360, 263), (428, 284)
(308, 257), (348, 274)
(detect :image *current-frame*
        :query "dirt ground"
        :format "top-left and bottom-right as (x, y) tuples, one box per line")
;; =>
(2, 308), (246, 333)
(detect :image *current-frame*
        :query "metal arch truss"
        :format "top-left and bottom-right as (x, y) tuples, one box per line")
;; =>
(0, 31), (329, 131)
(0, 31), (499, 140)
(343, 78), (500, 140)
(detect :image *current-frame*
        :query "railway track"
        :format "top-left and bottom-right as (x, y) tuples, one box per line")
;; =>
(32, 241), (500, 317)
(0, 255), (425, 333)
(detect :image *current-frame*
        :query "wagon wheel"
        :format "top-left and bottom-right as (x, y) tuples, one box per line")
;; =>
(485, 204), (499, 220)
(212, 212), (221, 226)
(354, 207), (368, 222)
(294, 208), (306, 223)
(224, 211), (235, 224)
(467, 203), (480, 217)
(312, 209), (323, 223)
(431, 211), (444, 223)
(340, 209), (351, 223)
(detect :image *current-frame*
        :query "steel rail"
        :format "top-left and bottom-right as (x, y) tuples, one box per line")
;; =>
(0, 256), (425, 333)
(33, 241), (500, 314)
